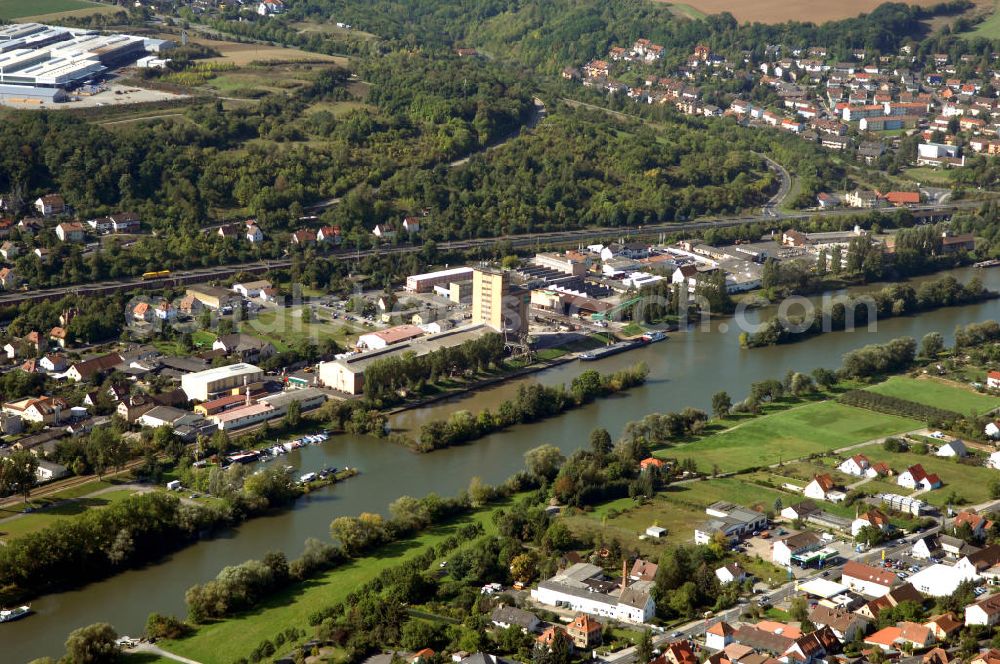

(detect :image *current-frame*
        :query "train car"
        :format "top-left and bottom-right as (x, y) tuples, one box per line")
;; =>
(141, 270), (171, 280)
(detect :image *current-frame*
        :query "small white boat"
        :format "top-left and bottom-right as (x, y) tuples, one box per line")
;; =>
(271, 446), (285, 456)
(299, 472), (317, 483)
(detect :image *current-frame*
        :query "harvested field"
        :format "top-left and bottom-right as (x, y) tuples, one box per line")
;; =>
(662, 0), (946, 24)
(188, 36), (349, 66)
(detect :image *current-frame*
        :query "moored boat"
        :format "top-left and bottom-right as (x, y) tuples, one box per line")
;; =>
(0, 605), (31, 623)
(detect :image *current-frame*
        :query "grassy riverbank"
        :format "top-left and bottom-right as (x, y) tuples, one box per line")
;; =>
(864, 375), (1000, 416)
(160, 499), (512, 663)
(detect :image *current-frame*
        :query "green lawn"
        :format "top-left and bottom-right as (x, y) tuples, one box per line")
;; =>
(865, 376), (1000, 417)
(659, 401), (922, 473)
(162, 501), (509, 663)
(901, 166), (953, 186)
(245, 306), (357, 352)
(859, 449), (998, 507)
(191, 330), (217, 347)
(0, 0), (99, 19)
(0, 489), (138, 541)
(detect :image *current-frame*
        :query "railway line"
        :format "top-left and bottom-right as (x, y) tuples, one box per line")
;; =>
(0, 199), (979, 308)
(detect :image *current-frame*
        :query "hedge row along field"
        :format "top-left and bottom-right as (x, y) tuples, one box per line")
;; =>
(837, 389), (963, 424)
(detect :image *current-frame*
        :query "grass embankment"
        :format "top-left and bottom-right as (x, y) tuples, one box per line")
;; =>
(161, 500), (508, 663)
(658, 401), (922, 473)
(864, 375), (1000, 417)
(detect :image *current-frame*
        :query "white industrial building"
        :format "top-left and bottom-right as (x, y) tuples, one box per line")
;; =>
(180, 363), (264, 401)
(0, 23), (156, 101)
(909, 563), (977, 597)
(405, 267), (474, 293)
(530, 563), (654, 624)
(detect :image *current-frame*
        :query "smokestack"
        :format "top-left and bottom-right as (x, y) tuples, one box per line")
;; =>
(244, 375), (251, 406)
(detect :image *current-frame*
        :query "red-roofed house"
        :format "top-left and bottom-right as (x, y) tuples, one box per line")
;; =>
(640, 457), (665, 471)
(988, 370), (1000, 390)
(838, 454), (870, 476)
(898, 464), (941, 490)
(706, 622), (735, 650)
(852, 508), (892, 536)
(842, 561), (897, 597)
(804, 474), (837, 501)
(566, 613), (602, 648)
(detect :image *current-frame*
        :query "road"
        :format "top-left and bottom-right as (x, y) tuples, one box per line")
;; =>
(0, 200), (976, 308)
(753, 151), (793, 213)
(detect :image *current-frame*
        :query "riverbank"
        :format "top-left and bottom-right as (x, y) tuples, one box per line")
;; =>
(8, 266), (998, 664)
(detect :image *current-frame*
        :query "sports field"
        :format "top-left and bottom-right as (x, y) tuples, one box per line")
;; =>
(663, 0), (944, 23)
(865, 376), (1000, 417)
(659, 401), (922, 473)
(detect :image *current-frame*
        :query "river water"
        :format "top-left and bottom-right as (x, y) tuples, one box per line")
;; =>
(6, 267), (1000, 662)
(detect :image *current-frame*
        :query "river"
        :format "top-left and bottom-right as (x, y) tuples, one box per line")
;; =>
(6, 267), (1000, 662)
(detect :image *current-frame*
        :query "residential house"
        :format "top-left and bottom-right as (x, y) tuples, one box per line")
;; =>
(155, 300), (176, 321)
(936, 440), (968, 457)
(317, 226), (341, 244)
(924, 614), (963, 641)
(838, 454), (871, 477)
(110, 212), (140, 234)
(629, 558), (658, 582)
(966, 594), (1000, 626)
(640, 457), (665, 471)
(841, 561), (896, 597)
(956, 545), (1000, 577)
(0, 266), (19, 289)
(35, 459), (68, 482)
(715, 562), (746, 585)
(2, 396), (70, 425)
(808, 605), (871, 641)
(535, 626), (570, 652)
(402, 216), (421, 234)
(898, 464), (941, 490)
(971, 649), (1000, 664)
(953, 511), (992, 540)
(49, 326), (67, 348)
(246, 223), (264, 244)
(39, 353), (67, 373)
(865, 622), (934, 650)
(705, 622), (735, 651)
(133, 302), (152, 323)
(291, 229), (317, 246)
(695, 501), (768, 545)
(924, 647), (953, 664)
(565, 614), (602, 649)
(490, 606), (540, 633)
(217, 223), (241, 240)
(35, 194), (65, 216)
(852, 508), (891, 537)
(987, 370), (1000, 390)
(911, 535), (942, 560)
(66, 353), (123, 383)
(212, 334), (276, 363)
(373, 223), (396, 240)
(257, 0), (284, 15)
(55, 222), (85, 242)
(804, 474), (841, 502)
(0, 241), (18, 260)
(117, 395), (157, 424)
(844, 189), (880, 208)
(884, 191), (922, 206)
(657, 641), (697, 664)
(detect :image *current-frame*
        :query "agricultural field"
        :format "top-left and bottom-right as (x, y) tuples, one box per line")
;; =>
(185, 35), (350, 67)
(660, 0), (945, 23)
(0, 0), (109, 20)
(864, 376), (1000, 417)
(659, 401), (922, 473)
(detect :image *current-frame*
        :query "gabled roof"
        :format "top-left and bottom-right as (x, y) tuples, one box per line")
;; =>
(707, 621), (735, 636)
(842, 561), (897, 587)
(970, 593), (1000, 617)
(811, 474), (834, 492)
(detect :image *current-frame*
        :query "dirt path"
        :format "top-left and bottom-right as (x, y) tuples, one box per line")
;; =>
(128, 642), (205, 664)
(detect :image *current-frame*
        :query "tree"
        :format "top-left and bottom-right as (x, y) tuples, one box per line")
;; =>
(284, 399), (301, 428)
(789, 596), (809, 622)
(636, 627), (654, 664)
(524, 444), (565, 481)
(920, 331), (945, 359)
(711, 391), (732, 419)
(589, 428), (613, 458)
(468, 476), (491, 507)
(64, 622), (120, 664)
(0, 449), (38, 502)
(509, 552), (537, 583)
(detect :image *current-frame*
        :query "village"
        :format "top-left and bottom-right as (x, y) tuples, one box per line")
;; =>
(567, 36), (1000, 179)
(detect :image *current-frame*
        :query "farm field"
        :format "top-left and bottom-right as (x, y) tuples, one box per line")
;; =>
(0, 0), (106, 20)
(190, 36), (349, 66)
(860, 449), (997, 507)
(161, 501), (507, 663)
(864, 376), (1000, 416)
(962, 0), (1000, 38)
(661, 0), (945, 23)
(658, 401), (922, 473)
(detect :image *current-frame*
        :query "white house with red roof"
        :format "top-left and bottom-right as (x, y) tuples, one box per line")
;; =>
(898, 464), (941, 490)
(705, 621), (735, 650)
(988, 371), (1000, 390)
(841, 561), (897, 597)
(838, 454), (870, 477)
(852, 508), (891, 537)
